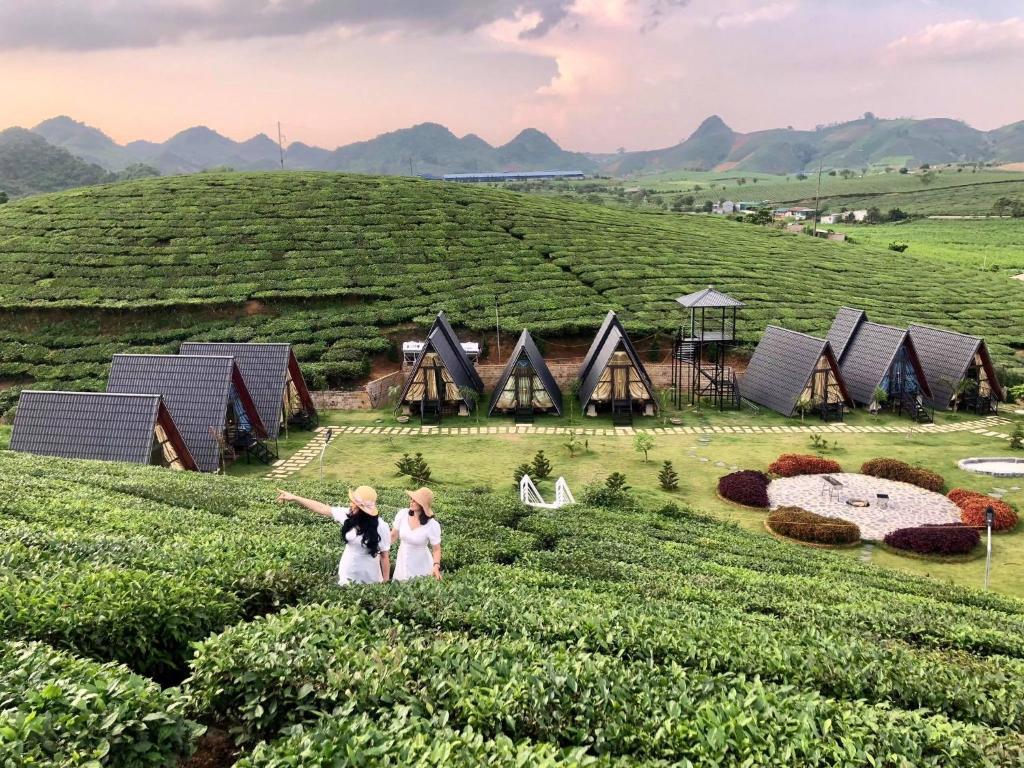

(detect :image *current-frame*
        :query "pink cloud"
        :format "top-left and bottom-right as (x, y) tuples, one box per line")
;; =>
(713, 2), (797, 29)
(887, 17), (1024, 61)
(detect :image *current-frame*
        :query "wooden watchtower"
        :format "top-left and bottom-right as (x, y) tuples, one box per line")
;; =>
(671, 287), (743, 410)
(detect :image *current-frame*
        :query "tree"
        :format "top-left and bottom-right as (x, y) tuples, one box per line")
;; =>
(458, 386), (480, 425)
(746, 207), (773, 225)
(886, 208), (907, 222)
(870, 386), (888, 415)
(839, 169), (855, 180)
(531, 450), (552, 480)
(795, 173), (808, 181)
(513, 463), (532, 484)
(658, 460), (679, 491)
(1009, 422), (1023, 451)
(898, 167), (909, 174)
(633, 433), (655, 462)
(795, 397), (813, 423)
(567, 379), (582, 425)
(888, 242), (909, 253)
(951, 378), (978, 413)
(605, 472), (629, 493)
(0, 191), (7, 204)
(864, 207), (883, 224)
(701, 200), (714, 213)
(565, 430), (581, 459)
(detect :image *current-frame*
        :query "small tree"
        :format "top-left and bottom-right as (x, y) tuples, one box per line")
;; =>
(0, 191), (8, 204)
(658, 460), (679, 491)
(531, 450), (552, 480)
(397, 452), (431, 484)
(633, 433), (655, 462)
(606, 472), (629, 493)
(795, 397), (813, 423)
(950, 377), (978, 413)
(565, 430), (581, 459)
(513, 463), (532, 484)
(657, 388), (674, 426)
(870, 386), (888, 416)
(458, 386), (480, 425)
(567, 379), (582, 425)
(1009, 423), (1023, 451)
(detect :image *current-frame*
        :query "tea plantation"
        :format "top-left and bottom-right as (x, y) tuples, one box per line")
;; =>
(2, 450), (1024, 766)
(0, 172), (1021, 403)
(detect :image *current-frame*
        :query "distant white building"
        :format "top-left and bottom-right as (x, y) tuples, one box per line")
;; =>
(774, 206), (816, 221)
(712, 200), (736, 214)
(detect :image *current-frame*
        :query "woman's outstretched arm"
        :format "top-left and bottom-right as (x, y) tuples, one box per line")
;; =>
(276, 489), (333, 517)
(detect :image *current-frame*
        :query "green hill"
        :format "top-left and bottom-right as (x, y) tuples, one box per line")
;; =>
(0, 127), (113, 198)
(2, 451), (1024, 765)
(0, 171), (1020, 400)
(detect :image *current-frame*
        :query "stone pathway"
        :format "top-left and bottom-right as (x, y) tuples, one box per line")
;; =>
(768, 473), (962, 541)
(263, 415), (1015, 480)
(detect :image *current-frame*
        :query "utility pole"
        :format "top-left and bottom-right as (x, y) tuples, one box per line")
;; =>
(408, 156), (414, 176)
(812, 160), (823, 233)
(495, 297), (502, 361)
(277, 122), (285, 170)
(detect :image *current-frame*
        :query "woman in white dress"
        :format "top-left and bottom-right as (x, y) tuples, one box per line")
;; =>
(276, 485), (391, 585)
(391, 487), (442, 582)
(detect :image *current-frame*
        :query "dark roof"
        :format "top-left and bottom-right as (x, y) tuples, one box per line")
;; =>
(10, 391), (178, 465)
(106, 354), (263, 472)
(430, 312), (484, 391)
(838, 321), (931, 404)
(908, 324), (1004, 407)
(676, 286), (744, 309)
(487, 330), (563, 416)
(739, 327), (852, 416)
(578, 312), (657, 409)
(826, 307), (867, 361)
(179, 342), (313, 439)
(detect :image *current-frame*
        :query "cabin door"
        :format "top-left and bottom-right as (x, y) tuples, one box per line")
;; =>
(611, 363), (630, 401)
(515, 366), (533, 410)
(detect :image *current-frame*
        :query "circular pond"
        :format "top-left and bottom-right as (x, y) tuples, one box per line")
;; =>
(957, 457), (1024, 477)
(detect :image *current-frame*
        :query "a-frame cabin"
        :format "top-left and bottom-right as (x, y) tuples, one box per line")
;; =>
(578, 311), (658, 425)
(739, 326), (854, 421)
(107, 354), (269, 472)
(487, 329), (563, 422)
(179, 342), (318, 436)
(907, 324), (1004, 414)
(826, 308), (933, 423)
(398, 312), (483, 425)
(10, 391), (198, 471)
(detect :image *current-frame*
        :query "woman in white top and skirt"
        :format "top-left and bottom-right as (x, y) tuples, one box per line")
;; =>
(392, 487), (442, 582)
(276, 485), (391, 585)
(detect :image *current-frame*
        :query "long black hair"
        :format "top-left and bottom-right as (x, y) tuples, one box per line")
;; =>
(342, 508), (382, 557)
(408, 504), (438, 527)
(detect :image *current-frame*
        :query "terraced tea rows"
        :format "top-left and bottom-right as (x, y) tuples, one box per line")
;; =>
(2, 452), (1024, 765)
(0, 172), (1021, 397)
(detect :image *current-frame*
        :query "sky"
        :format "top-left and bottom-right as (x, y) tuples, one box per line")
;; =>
(1, 0), (1022, 152)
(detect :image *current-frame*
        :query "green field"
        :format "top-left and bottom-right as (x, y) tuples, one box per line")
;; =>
(3, 447), (1024, 765)
(849, 218), (1024, 273)
(0, 171), (1021, 408)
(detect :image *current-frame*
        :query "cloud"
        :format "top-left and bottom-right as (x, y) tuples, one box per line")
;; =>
(713, 2), (797, 29)
(0, 0), (690, 51)
(886, 17), (1024, 61)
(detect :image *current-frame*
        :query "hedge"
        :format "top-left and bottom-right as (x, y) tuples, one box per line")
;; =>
(768, 454), (842, 477)
(884, 524), (981, 556)
(860, 458), (945, 492)
(718, 470), (770, 507)
(0, 640), (202, 767)
(959, 498), (1019, 532)
(766, 507), (861, 545)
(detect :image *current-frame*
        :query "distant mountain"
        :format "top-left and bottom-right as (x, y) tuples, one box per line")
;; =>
(29, 117), (598, 176)
(0, 127), (114, 198)
(608, 115), (1024, 176)
(19, 113), (1024, 180)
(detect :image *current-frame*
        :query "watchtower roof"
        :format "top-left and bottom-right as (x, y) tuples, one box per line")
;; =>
(675, 286), (744, 309)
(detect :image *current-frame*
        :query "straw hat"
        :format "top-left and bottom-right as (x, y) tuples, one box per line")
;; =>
(405, 487), (434, 517)
(348, 485), (379, 516)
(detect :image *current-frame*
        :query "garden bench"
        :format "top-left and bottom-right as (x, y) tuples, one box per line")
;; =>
(820, 475), (844, 502)
(876, 493), (890, 509)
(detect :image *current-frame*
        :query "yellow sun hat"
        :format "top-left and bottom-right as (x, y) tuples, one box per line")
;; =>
(348, 485), (379, 516)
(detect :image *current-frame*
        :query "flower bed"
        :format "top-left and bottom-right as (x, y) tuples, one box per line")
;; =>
(768, 454), (842, 478)
(884, 524), (980, 556)
(766, 506), (860, 545)
(860, 458), (944, 492)
(718, 470), (770, 508)
(952, 494), (1019, 532)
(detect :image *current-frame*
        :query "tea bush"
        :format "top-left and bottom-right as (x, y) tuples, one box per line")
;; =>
(767, 506), (861, 545)
(884, 524), (980, 556)
(860, 458), (945, 492)
(717, 470), (770, 507)
(768, 453), (842, 477)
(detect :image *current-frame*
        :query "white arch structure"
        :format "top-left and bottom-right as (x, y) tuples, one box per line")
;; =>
(519, 475), (576, 509)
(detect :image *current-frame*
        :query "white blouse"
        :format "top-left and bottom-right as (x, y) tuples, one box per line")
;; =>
(392, 508), (441, 582)
(330, 507), (392, 586)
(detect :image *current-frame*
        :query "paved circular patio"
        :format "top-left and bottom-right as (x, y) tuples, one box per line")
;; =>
(768, 473), (961, 541)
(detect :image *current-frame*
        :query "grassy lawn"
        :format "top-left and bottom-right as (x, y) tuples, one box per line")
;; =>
(281, 412), (1024, 598)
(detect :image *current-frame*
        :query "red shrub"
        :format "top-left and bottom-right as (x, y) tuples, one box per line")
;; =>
(718, 470), (770, 508)
(768, 506), (860, 545)
(884, 524), (980, 556)
(957, 497), (1019, 532)
(860, 458), (945, 492)
(947, 488), (988, 507)
(768, 454), (842, 477)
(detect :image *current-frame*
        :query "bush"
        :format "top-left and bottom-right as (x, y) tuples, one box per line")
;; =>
(718, 470), (770, 508)
(860, 458), (944, 492)
(530, 450), (552, 480)
(768, 454), (841, 477)
(0, 640), (202, 767)
(580, 473), (633, 508)
(956, 496), (1019, 532)
(513, 463), (532, 484)
(767, 507), (860, 545)
(396, 452), (431, 484)
(658, 460), (679, 491)
(884, 524), (980, 556)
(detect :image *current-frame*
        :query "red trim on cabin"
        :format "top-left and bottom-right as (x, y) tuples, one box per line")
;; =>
(231, 364), (268, 438)
(157, 402), (199, 471)
(825, 347), (856, 408)
(288, 353), (317, 413)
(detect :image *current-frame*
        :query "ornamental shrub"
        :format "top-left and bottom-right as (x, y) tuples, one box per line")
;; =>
(767, 506), (860, 545)
(947, 487), (988, 507)
(718, 470), (770, 507)
(768, 454), (842, 477)
(957, 497), (1019, 532)
(884, 524), (980, 556)
(860, 458), (945, 492)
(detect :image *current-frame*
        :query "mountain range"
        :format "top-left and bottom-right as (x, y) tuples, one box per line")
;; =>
(3, 113), (1024, 198)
